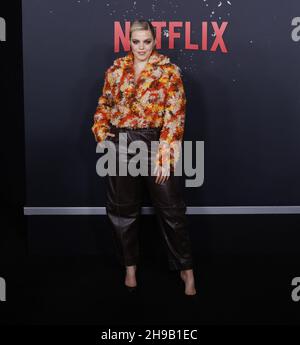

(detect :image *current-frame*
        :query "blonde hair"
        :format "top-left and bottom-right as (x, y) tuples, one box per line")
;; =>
(130, 20), (156, 41)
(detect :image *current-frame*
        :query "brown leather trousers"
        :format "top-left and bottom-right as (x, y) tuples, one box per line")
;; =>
(105, 124), (193, 271)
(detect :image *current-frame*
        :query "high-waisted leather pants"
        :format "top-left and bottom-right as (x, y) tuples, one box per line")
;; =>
(104, 124), (193, 271)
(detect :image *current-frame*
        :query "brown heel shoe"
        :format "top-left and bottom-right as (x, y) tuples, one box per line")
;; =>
(125, 285), (137, 293)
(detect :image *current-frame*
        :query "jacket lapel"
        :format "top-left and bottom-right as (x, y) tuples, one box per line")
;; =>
(118, 50), (168, 103)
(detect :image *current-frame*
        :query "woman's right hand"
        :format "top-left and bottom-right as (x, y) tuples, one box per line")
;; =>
(106, 132), (116, 139)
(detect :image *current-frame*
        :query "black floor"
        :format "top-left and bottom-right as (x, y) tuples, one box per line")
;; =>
(1, 209), (300, 325)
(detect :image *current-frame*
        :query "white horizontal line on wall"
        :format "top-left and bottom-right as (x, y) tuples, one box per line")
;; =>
(23, 206), (300, 215)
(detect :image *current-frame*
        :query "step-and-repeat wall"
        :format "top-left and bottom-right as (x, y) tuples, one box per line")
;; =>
(22, 0), (300, 210)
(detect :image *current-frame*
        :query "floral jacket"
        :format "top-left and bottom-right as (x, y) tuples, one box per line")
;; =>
(91, 49), (187, 170)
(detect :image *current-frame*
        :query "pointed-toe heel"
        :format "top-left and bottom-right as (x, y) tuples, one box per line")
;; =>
(184, 292), (198, 299)
(125, 285), (137, 293)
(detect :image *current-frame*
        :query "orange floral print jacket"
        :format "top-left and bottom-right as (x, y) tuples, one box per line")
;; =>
(91, 49), (187, 170)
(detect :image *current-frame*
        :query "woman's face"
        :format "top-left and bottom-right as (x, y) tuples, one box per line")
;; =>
(130, 29), (156, 63)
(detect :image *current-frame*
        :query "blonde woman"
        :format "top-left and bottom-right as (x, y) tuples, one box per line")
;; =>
(92, 20), (196, 296)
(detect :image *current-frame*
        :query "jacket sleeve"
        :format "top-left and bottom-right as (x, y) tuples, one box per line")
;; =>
(91, 68), (114, 143)
(156, 64), (187, 170)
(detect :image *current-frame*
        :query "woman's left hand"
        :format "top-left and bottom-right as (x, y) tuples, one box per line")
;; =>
(154, 164), (170, 184)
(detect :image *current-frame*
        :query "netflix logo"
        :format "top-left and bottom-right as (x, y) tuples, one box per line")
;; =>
(114, 21), (229, 53)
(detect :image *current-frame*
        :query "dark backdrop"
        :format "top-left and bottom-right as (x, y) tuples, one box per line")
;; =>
(22, 0), (300, 208)
(1, 0), (300, 326)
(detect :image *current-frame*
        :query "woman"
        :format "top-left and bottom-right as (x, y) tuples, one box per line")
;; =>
(92, 20), (196, 296)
